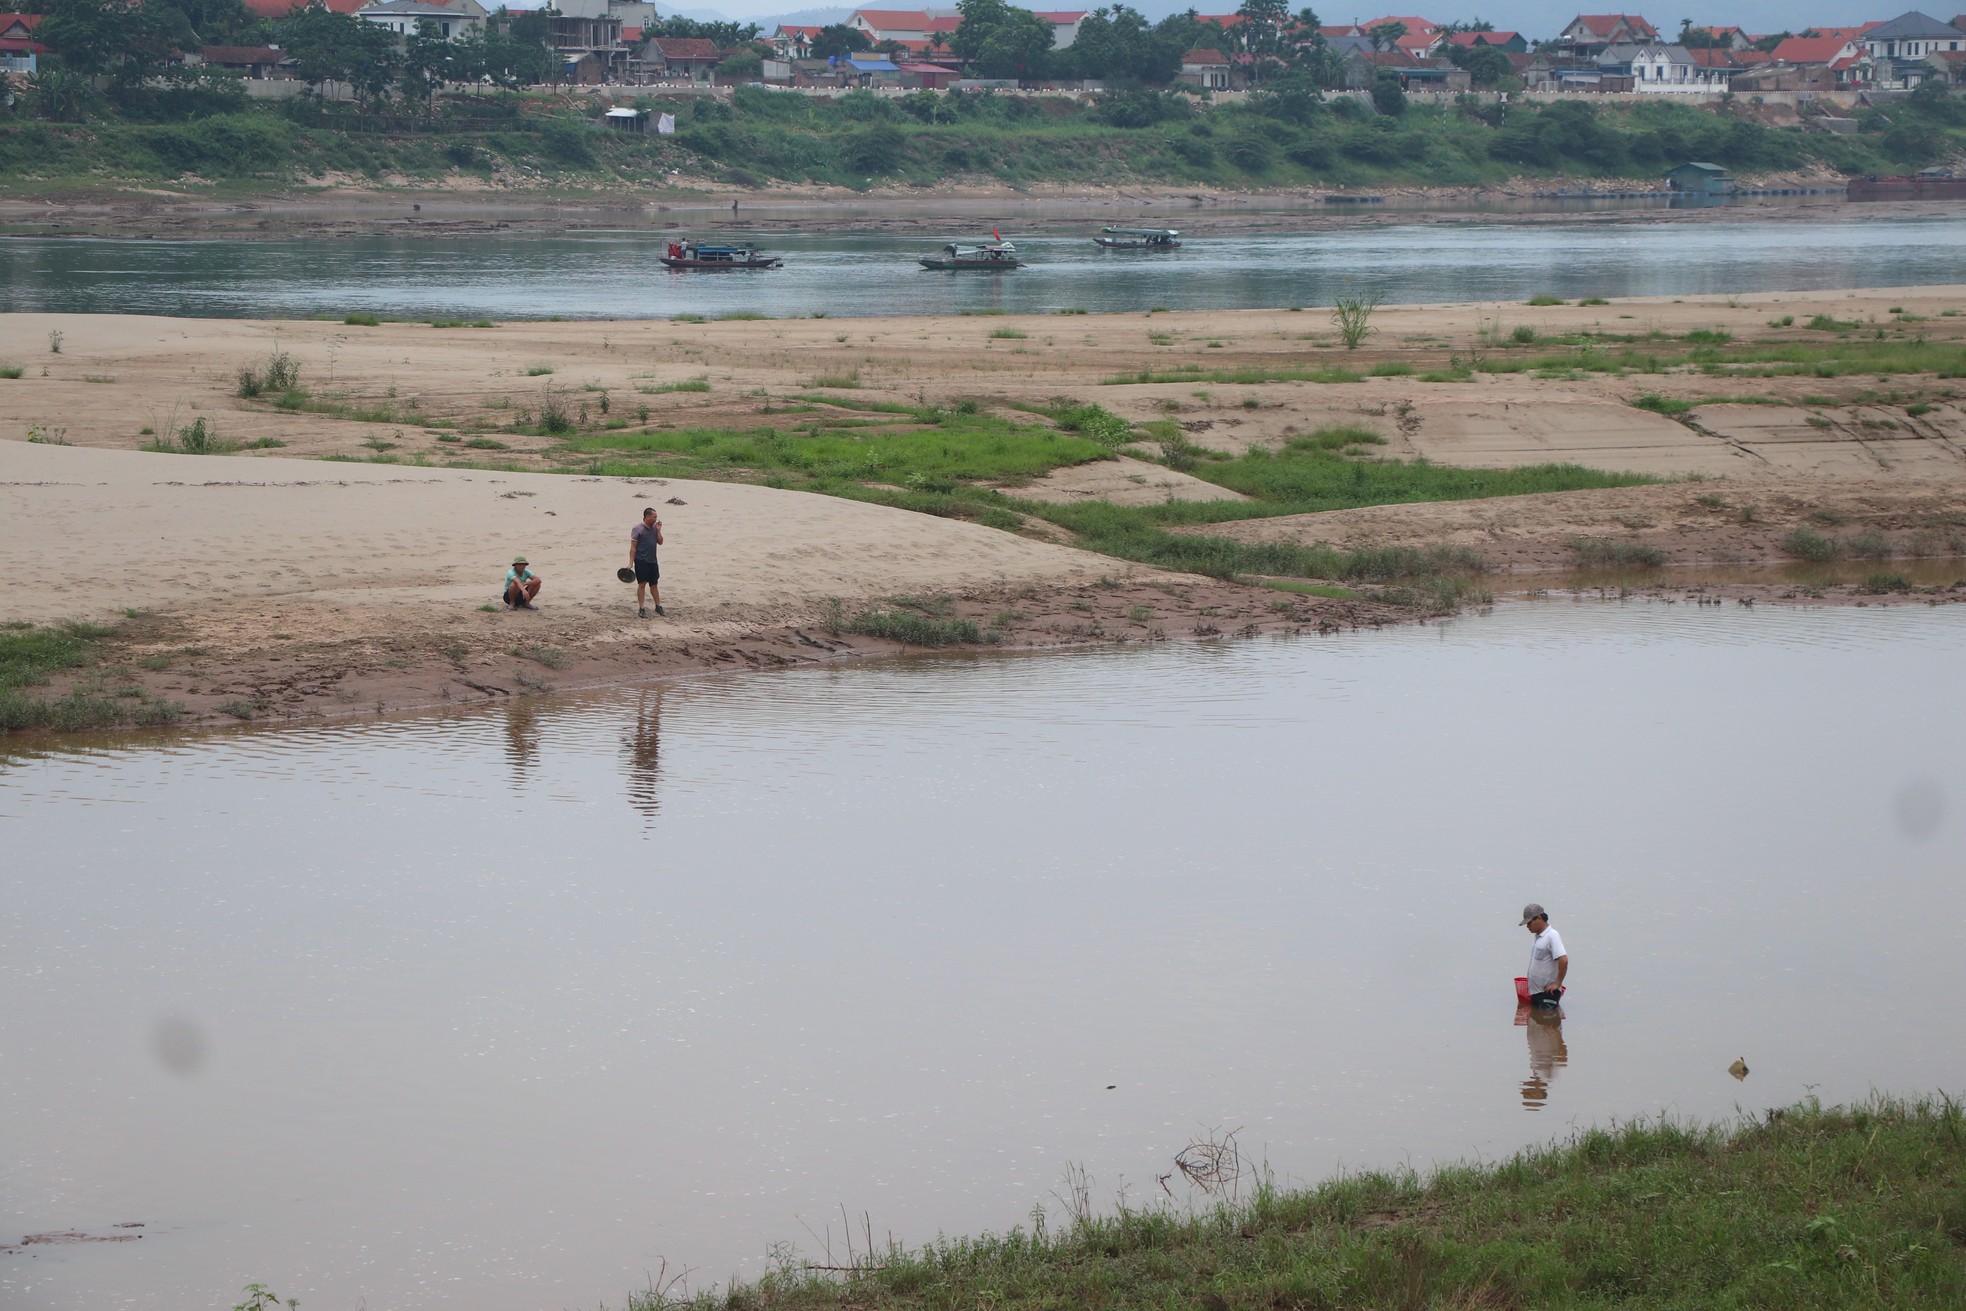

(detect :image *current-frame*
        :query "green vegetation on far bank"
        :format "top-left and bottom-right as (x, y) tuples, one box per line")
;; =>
(626, 1094), (1966, 1311)
(6, 80), (1966, 195)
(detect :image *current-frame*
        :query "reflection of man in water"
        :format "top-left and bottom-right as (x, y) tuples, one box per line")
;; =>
(623, 688), (663, 817)
(504, 698), (540, 783)
(1520, 1005), (1568, 1109)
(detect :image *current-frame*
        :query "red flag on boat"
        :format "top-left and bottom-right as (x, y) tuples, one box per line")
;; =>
(992, 227), (1001, 241)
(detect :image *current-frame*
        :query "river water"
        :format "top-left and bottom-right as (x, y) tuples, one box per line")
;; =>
(4, 600), (1963, 1310)
(6, 210), (1966, 321)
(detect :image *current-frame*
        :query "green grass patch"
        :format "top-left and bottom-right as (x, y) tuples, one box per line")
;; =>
(717, 310), (770, 321)
(1806, 314), (1860, 332)
(1526, 293), (1565, 306)
(561, 413), (1114, 486)
(343, 312), (381, 327)
(836, 594), (997, 647)
(639, 378), (712, 394)
(0, 620), (181, 732)
(989, 328), (1028, 340)
(1782, 525), (1840, 561)
(1569, 537), (1669, 567)
(641, 1094), (1966, 1311)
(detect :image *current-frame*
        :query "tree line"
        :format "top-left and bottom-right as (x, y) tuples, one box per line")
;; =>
(14, 0), (773, 118)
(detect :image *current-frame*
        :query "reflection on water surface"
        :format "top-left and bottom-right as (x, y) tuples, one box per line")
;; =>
(3, 602), (1964, 1311)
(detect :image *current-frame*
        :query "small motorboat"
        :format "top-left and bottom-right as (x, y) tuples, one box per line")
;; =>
(659, 240), (782, 270)
(920, 236), (1021, 271)
(1093, 225), (1180, 250)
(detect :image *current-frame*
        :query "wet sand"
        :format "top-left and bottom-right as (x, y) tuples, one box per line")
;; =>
(4, 283), (1964, 732)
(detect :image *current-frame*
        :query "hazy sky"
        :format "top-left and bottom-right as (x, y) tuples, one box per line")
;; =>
(706, 2), (1930, 42)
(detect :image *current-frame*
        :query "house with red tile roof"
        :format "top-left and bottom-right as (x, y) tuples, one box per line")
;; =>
(1, 15), (45, 75)
(643, 35), (723, 81)
(1179, 46), (1230, 88)
(1558, 13), (1659, 56)
(1769, 33), (1863, 66)
(1685, 24), (1749, 48)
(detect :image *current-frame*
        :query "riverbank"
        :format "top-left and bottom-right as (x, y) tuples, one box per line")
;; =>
(622, 1094), (1966, 1310)
(5, 286), (1964, 733)
(7, 180), (1949, 243)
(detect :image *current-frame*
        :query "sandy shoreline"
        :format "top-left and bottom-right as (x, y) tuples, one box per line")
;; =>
(4, 180), (1949, 243)
(5, 284), (1965, 734)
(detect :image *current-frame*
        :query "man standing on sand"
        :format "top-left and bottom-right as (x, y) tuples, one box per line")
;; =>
(1521, 903), (1568, 1006)
(630, 506), (665, 618)
(504, 555), (540, 610)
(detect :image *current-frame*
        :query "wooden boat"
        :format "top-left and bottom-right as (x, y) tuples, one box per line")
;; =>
(658, 240), (782, 270)
(919, 238), (1020, 271)
(1847, 170), (1966, 200)
(1093, 225), (1180, 250)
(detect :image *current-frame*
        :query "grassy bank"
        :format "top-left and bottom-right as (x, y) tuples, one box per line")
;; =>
(0, 619), (182, 731)
(627, 1094), (1966, 1310)
(553, 404), (1652, 589)
(4, 85), (1963, 194)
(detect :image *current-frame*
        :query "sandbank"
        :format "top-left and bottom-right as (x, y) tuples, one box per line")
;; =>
(4, 283), (1964, 731)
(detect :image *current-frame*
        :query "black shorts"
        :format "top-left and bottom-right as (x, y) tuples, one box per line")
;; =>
(635, 559), (660, 584)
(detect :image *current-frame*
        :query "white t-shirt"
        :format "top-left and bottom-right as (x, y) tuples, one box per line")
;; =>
(1527, 926), (1567, 991)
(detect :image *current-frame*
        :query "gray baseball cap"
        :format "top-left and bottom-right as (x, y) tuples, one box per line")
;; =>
(1520, 903), (1547, 925)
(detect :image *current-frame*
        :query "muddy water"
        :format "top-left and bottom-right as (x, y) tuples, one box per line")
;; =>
(6, 210), (1966, 320)
(4, 602), (1964, 1310)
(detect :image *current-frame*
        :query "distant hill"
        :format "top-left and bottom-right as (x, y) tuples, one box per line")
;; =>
(748, 6), (851, 25)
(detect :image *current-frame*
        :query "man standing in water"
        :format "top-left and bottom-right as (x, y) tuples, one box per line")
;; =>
(1521, 903), (1567, 1005)
(630, 506), (665, 619)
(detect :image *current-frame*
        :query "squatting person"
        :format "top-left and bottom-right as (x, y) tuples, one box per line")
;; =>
(504, 555), (541, 610)
(631, 506), (665, 618)
(1521, 903), (1568, 1006)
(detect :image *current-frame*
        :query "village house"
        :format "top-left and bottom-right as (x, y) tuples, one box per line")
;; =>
(1342, 47), (1469, 90)
(641, 35), (723, 83)
(195, 44), (298, 78)
(1, 13), (44, 75)
(1178, 47), (1231, 89)
(1316, 14), (1445, 54)
(1685, 24), (1751, 48)
(846, 7), (1084, 51)
(894, 60), (961, 88)
(1767, 33), (1869, 85)
(1860, 10), (1966, 84)
(769, 24), (824, 60)
(1558, 13), (1660, 57)
(1447, 29), (1527, 53)
(1598, 40), (1732, 91)
(354, 0), (487, 41)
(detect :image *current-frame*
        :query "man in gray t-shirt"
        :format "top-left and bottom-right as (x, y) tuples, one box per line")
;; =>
(630, 506), (665, 618)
